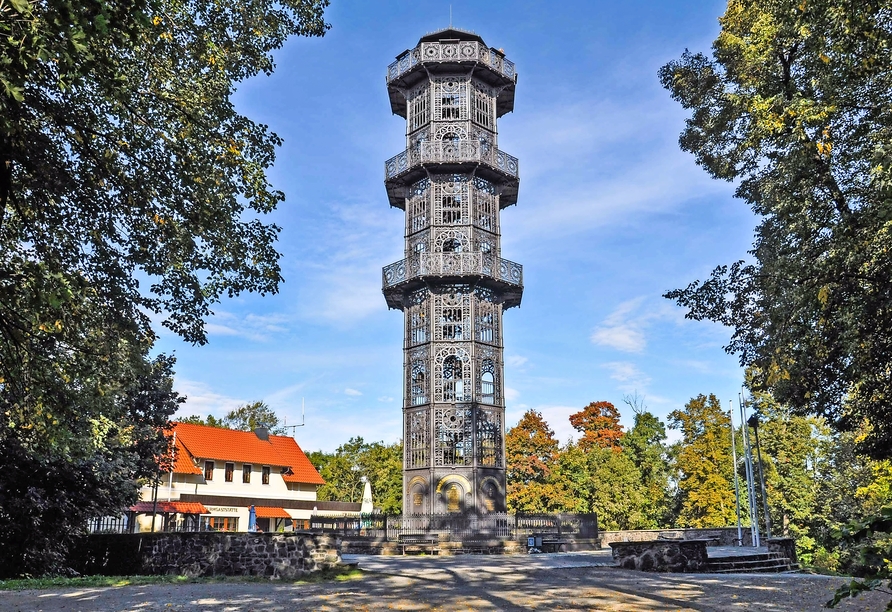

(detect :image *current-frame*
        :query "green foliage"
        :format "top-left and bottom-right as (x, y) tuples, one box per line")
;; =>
(0, 0), (330, 578)
(621, 408), (674, 528)
(179, 414), (225, 428)
(750, 386), (824, 538)
(505, 409), (561, 513)
(660, 0), (892, 460)
(2, 0), (329, 344)
(669, 394), (737, 528)
(221, 401), (285, 435)
(827, 507), (892, 610)
(552, 444), (648, 530)
(569, 401), (624, 451)
(310, 437), (402, 514)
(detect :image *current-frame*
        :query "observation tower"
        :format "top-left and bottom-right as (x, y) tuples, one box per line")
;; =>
(381, 28), (522, 515)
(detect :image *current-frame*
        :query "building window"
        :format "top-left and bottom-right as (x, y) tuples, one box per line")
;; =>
(204, 517), (238, 532)
(262, 466), (271, 485)
(243, 464), (252, 484)
(443, 355), (464, 401)
(225, 462), (234, 482)
(204, 461), (214, 481)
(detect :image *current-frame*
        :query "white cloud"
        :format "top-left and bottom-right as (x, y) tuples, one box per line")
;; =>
(591, 297), (650, 352)
(173, 379), (246, 419)
(344, 388), (363, 396)
(204, 310), (294, 342)
(504, 386), (521, 402)
(603, 361), (652, 392)
(591, 325), (647, 353)
(591, 297), (684, 354)
(506, 355), (529, 368)
(377, 396), (394, 403)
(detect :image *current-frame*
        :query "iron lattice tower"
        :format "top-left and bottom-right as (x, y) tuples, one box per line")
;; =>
(382, 28), (522, 515)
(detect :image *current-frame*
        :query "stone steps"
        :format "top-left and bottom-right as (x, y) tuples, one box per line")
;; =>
(706, 552), (799, 574)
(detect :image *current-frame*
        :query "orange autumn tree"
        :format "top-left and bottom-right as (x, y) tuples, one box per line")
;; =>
(569, 401), (624, 451)
(506, 409), (561, 513)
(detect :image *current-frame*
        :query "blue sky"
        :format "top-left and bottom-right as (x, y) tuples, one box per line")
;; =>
(154, 0), (756, 452)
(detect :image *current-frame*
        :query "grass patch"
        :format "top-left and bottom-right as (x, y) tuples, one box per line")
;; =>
(0, 566), (364, 591)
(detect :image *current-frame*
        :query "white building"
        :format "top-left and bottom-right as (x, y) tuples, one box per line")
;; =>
(132, 422), (358, 532)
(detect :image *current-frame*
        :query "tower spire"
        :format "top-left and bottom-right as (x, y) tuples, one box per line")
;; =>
(382, 30), (522, 515)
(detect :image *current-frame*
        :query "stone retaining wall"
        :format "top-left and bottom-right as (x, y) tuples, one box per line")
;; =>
(609, 539), (711, 572)
(76, 532), (341, 579)
(599, 527), (753, 546)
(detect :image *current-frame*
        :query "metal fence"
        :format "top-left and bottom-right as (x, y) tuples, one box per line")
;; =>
(308, 513), (598, 542)
(86, 512), (598, 540)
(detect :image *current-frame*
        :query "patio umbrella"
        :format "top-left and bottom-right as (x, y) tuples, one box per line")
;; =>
(248, 505), (256, 532)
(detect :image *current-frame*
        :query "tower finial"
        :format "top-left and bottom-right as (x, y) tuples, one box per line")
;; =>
(449, 4), (452, 28)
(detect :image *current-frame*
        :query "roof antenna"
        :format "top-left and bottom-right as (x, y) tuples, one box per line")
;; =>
(282, 398), (306, 436)
(449, 4), (452, 28)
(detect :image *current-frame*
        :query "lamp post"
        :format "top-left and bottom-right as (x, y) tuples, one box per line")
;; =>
(747, 413), (772, 539)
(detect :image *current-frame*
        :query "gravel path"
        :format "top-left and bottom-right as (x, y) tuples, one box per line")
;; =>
(0, 552), (886, 611)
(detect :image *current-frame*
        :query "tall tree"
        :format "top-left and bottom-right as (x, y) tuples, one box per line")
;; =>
(0, 0), (329, 577)
(621, 403), (674, 528)
(505, 409), (561, 513)
(660, 0), (892, 460)
(569, 401), (624, 451)
(669, 394), (737, 528)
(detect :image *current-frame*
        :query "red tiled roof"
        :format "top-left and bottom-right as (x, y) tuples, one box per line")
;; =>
(269, 434), (326, 485)
(171, 435), (202, 475)
(254, 506), (292, 519)
(130, 501), (209, 514)
(171, 422), (325, 486)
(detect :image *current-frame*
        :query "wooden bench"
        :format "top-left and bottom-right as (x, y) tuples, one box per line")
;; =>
(398, 534), (439, 555)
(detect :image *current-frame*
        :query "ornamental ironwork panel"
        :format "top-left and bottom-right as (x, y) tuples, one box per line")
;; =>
(405, 409), (429, 468)
(384, 142), (519, 180)
(434, 404), (474, 466)
(387, 41), (516, 83)
(476, 407), (503, 467)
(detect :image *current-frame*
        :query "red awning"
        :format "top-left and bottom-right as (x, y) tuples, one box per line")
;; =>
(254, 506), (292, 519)
(129, 501), (209, 515)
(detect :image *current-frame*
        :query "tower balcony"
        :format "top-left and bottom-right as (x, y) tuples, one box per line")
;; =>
(382, 252), (523, 310)
(386, 37), (516, 117)
(384, 141), (519, 209)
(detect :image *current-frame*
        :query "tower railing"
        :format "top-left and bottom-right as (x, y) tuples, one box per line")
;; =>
(385, 141), (519, 180)
(382, 252), (523, 289)
(387, 41), (516, 83)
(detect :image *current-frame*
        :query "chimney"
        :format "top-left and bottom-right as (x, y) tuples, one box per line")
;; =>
(254, 426), (269, 441)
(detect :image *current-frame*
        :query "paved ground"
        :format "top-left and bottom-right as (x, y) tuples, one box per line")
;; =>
(0, 551), (887, 611)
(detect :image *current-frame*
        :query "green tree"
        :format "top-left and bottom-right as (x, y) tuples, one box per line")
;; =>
(621, 399), (674, 528)
(221, 401), (285, 435)
(0, 0), (329, 577)
(552, 443), (647, 530)
(310, 437), (403, 514)
(179, 414), (225, 428)
(660, 0), (892, 460)
(669, 394), (737, 528)
(505, 410), (561, 513)
(569, 401), (624, 451)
